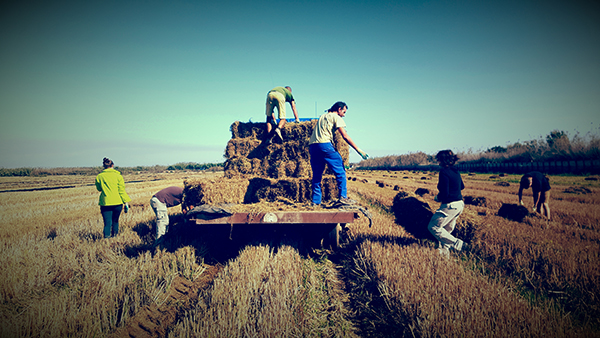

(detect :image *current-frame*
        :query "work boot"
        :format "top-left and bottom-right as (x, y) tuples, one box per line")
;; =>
(274, 127), (283, 141)
(452, 239), (464, 251)
(338, 197), (357, 205)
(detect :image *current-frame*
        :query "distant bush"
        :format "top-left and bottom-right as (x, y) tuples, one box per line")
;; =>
(0, 162), (225, 177)
(0, 168), (34, 177)
(359, 130), (600, 169)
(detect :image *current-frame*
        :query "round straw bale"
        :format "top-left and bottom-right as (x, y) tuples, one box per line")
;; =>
(392, 191), (436, 241)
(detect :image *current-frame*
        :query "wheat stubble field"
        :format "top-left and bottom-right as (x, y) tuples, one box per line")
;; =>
(1, 170), (599, 337)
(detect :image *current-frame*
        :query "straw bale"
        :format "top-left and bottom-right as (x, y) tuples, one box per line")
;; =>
(464, 196), (487, 206)
(224, 157), (254, 176)
(225, 138), (262, 159)
(415, 188), (431, 196)
(245, 176), (338, 204)
(295, 159), (312, 178)
(183, 177), (250, 209)
(392, 191), (436, 241)
(224, 120), (349, 179)
(230, 121), (266, 139)
(498, 203), (530, 222)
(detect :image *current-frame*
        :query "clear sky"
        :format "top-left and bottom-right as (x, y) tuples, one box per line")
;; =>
(1, 0), (599, 168)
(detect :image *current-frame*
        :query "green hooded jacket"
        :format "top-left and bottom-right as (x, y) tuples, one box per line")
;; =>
(95, 168), (132, 206)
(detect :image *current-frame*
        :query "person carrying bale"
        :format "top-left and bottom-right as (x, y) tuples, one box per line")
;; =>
(518, 171), (551, 219)
(95, 157), (131, 238)
(427, 150), (465, 257)
(265, 86), (299, 143)
(308, 101), (368, 206)
(150, 186), (188, 245)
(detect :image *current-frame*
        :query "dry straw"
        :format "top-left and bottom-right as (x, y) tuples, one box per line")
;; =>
(183, 176), (340, 208)
(225, 120), (349, 179)
(170, 245), (357, 337)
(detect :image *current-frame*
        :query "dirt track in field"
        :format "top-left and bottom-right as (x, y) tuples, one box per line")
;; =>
(109, 264), (222, 338)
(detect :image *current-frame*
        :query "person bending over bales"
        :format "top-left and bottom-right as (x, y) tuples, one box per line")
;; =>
(428, 150), (465, 258)
(150, 186), (188, 245)
(308, 101), (368, 206)
(265, 86), (299, 143)
(95, 157), (131, 238)
(518, 171), (551, 220)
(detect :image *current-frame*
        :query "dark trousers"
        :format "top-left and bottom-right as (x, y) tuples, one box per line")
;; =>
(100, 204), (123, 238)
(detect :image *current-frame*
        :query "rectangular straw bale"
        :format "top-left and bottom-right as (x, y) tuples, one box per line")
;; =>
(183, 177), (250, 208)
(295, 159), (312, 178)
(332, 131), (349, 164)
(224, 157), (269, 178)
(320, 176), (340, 202)
(230, 121), (266, 139)
(225, 119), (349, 179)
(225, 138), (263, 159)
(245, 176), (338, 204)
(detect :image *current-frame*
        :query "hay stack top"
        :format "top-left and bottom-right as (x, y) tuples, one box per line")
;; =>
(224, 120), (349, 179)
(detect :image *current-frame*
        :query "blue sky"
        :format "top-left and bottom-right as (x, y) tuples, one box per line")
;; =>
(1, 0), (599, 168)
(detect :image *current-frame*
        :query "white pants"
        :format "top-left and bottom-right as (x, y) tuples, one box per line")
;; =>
(150, 197), (169, 240)
(428, 200), (464, 250)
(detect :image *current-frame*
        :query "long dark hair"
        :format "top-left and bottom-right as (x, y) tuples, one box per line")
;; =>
(103, 157), (114, 169)
(435, 150), (459, 167)
(326, 101), (347, 113)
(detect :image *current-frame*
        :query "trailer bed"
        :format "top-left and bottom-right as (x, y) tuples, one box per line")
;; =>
(190, 211), (359, 249)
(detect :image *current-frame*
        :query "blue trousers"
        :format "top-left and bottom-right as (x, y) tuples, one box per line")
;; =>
(309, 142), (347, 204)
(100, 204), (123, 238)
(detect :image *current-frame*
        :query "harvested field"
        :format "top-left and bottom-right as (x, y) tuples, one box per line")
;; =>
(2, 169), (600, 337)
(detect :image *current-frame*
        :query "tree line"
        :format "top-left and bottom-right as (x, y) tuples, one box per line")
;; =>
(358, 130), (600, 169)
(0, 162), (224, 177)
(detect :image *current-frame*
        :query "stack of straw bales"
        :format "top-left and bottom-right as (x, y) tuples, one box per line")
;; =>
(184, 120), (349, 207)
(224, 120), (349, 179)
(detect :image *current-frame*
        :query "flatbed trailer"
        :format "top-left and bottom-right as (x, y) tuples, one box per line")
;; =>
(190, 211), (359, 249)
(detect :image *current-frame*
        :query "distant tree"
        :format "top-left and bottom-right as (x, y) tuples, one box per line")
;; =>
(487, 146), (507, 153)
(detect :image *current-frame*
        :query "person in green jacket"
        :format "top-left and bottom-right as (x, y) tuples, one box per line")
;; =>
(95, 157), (131, 238)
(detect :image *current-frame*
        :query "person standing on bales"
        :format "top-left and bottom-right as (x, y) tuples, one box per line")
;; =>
(95, 157), (131, 238)
(518, 171), (551, 219)
(265, 86), (299, 143)
(309, 101), (369, 206)
(150, 186), (187, 245)
(428, 150), (465, 258)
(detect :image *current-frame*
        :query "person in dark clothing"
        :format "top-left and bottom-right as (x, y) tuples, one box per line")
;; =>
(427, 150), (465, 257)
(518, 171), (551, 219)
(150, 186), (187, 244)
